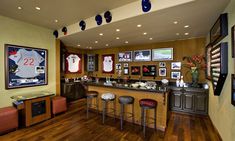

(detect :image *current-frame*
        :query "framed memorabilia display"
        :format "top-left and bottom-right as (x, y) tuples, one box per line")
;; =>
(133, 50), (151, 61)
(159, 62), (166, 67)
(131, 66), (141, 75)
(152, 48), (173, 61)
(123, 63), (129, 67)
(116, 63), (121, 70)
(231, 74), (235, 106)
(123, 67), (129, 75)
(171, 62), (181, 70)
(5, 44), (48, 89)
(142, 65), (156, 76)
(65, 53), (82, 73)
(171, 71), (181, 79)
(210, 13), (228, 45)
(102, 54), (115, 74)
(232, 25), (235, 58)
(205, 44), (212, 79)
(118, 51), (132, 62)
(159, 68), (167, 76)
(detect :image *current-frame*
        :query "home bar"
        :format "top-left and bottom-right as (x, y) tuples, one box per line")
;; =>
(0, 0), (235, 141)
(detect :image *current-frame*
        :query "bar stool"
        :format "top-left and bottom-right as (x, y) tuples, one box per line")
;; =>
(119, 96), (135, 130)
(86, 91), (99, 118)
(139, 98), (158, 136)
(101, 93), (116, 124)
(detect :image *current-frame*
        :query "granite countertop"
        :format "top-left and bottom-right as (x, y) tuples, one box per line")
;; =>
(11, 91), (55, 101)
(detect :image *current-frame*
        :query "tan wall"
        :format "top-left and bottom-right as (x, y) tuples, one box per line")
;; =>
(89, 37), (206, 83)
(207, 1), (235, 141)
(0, 15), (56, 108)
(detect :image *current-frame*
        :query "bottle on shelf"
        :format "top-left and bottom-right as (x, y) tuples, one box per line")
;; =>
(179, 76), (184, 87)
(176, 77), (180, 87)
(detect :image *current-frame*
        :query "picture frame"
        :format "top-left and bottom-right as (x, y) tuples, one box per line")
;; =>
(232, 25), (235, 58)
(205, 44), (212, 80)
(123, 63), (129, 67)
(159, 62), (166, 67)
(5, 44), (48, 89)
(102, 54), (115, 74)
(116, 63), (121, 70)
(123, 67), (129, 75)
(152, 48), (173, 61)
(133, 50), (151, 61)
(118, 51), (132, 62)
(210, 13), (228, 45)
(159, 68), (167, 76)
(142, 65), (156, 76)
(171, 62), (181, 70)
(171, 71), (181, 79)
(131, 66), (141, 75)
(231, 74), (235, 106)
(65, 53), (82, 74)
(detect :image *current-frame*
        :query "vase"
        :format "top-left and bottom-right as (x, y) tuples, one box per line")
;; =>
(191, 67), (199, 87)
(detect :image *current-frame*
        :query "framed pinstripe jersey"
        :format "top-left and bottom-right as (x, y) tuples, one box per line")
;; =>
(5, 44), (48, 89)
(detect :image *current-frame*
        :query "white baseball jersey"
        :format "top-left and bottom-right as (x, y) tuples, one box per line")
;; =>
(9, 49), (44, 78)
(103, 56), (113, 72)
(66, 54), (81, 72)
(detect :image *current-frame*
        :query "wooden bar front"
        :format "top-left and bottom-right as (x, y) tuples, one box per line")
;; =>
(88, 85), (169, 131)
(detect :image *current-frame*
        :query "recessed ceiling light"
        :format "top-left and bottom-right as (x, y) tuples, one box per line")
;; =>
(143, 32), (147, 35)
(106, 44), (109, 46)
(116, 37), (120, 40)
(54, 19), (58, 23)
(125, 41), (129, 44)
(89, 47), (92, 49)
(99, 33), (103, 36)
(176, 33), (180, 36)
(35, 7), (41, 10)
(77, 44), (80, 47)
(184, 33), (189, 35)
(137, 24), (142, 27)
(18, 6), (22, 10)
(95, 41), (98, 43)
(116, 29), (120, 32)
(173, 21), (178, 24)
(149, 38), (153, 40)
(184, 25), (190, 28)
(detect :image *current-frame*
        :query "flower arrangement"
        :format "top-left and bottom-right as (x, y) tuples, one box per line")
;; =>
(183, 55), (206, 87)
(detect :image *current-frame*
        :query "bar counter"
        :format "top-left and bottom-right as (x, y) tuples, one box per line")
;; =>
(86, 82), (169, 131)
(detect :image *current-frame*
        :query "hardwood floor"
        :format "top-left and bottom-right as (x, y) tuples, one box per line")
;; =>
(0, 99), (221, 141)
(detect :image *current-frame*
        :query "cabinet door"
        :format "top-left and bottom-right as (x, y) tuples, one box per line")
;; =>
(183, 93), (194, 112)
(61, 83), (75, 101)
(171, 91), (183, 110)
(194, 94), (208, 114)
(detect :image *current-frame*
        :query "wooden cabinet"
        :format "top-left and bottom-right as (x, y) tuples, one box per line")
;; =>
(170, 87), (208, 115)
(84, 54), (98, 72)
(61, 82), (86, 102)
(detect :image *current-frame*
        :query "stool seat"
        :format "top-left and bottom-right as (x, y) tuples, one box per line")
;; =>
(119, 96), (134, 104)
(86, 91), (99, 97)
(101, 93), (115, 100)
(139, 99), (157, 108)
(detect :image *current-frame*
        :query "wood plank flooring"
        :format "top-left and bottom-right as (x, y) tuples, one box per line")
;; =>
(0, 99), (221, 141)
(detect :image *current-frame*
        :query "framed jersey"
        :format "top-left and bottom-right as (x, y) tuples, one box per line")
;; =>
(65, 53), (82, 74)
(5, 44), (48, 89)
(102, 54), (115, 74)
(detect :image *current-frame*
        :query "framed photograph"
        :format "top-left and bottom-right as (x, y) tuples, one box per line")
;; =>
(142, 65), (156, 76)
(65, 53), (82, 73)
(131, 66), (141, 75)
(152, 48), (173, 61)
(231, 74), (235, 106)
(116, 63), (121, 70)
(159, 62), (166, 67)
(102, 54), (115, 74)
(123, 67), (129, 75)
(205, 44), (212, 79)
(123, 63), (129, 67)
(171, 62), (181, 70)
(171, 71), (181, 79)
(232, 25), (235, 58)
(159, 68), (166, 76)
(210, 13), (228, 45)
(118, 51), (132, 62)
(5, 44), (48, 89)
(133, 50), (151, 61)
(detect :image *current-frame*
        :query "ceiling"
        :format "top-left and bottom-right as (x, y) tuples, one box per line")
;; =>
(0, 0), (231, 49)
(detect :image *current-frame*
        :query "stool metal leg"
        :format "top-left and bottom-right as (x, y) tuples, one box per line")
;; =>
(120, 104), (124, 130)
(154, 108), (157, 130)
(86, 97), (89, 119)
(102, 100), (106, 124)
(141, 107), (144, 127)
(143, 108), (146, 137)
